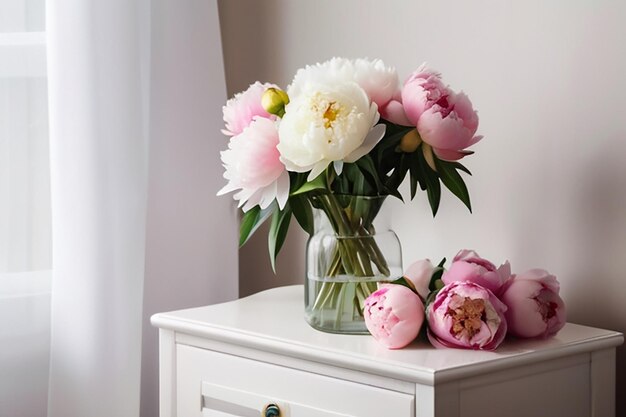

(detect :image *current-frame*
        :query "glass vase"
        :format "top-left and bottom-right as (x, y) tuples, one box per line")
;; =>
(304, 194), (402, 334)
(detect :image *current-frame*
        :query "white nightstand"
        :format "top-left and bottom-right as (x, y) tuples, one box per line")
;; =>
(151, 285), (623, 417)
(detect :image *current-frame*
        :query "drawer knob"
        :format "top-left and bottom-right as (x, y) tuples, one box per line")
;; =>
(263, 403), (281, 417)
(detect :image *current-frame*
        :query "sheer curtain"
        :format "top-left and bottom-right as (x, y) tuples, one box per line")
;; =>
(0, 1), (51, 416)
(1, 1), (236, 415)
(45, 1), (237, 417)
(46, 0), (149, 416)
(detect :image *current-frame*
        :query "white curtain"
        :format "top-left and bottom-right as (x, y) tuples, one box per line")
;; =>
(0, 3), (51, 416)
(46, 0), (149, 416)
(44, 1), (238, 417)
(0, 1), (236, 415)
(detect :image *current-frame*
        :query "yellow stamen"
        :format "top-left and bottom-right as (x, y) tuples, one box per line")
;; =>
(323, 102), (338, 129)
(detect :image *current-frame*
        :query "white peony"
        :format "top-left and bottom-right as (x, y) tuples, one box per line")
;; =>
(278, 59), (388, 181)
(288, 57), (399, 108)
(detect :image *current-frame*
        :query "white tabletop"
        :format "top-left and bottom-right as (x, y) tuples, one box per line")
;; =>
(152, 285), (623, 385)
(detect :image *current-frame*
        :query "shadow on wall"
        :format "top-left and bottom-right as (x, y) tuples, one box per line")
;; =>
(559, 139), (626, 415)
(510, 133), (626, 415)
(217, 0), (290, 93)
(218, 0), (304, 297)
(239, 219), (307, 297)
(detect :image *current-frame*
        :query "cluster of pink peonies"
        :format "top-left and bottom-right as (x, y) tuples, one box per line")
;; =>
(364, 250), (567, 350)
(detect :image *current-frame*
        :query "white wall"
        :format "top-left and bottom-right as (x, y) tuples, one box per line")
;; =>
(219, 1), (626, 413)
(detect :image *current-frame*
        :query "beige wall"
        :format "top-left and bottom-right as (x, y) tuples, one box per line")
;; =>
(219, 1), (626, 412)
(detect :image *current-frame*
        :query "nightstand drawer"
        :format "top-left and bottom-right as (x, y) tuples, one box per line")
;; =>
(176, 344), (414, 417)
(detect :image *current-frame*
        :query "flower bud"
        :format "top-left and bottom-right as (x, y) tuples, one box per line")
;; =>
(442, 249), (511, 295)
(500, 269), (566, 338)
(399, 129), (422, 153)
(262, 87), (289, 117)
(364, 285), (424, 349)
(404, 259), (434, 299)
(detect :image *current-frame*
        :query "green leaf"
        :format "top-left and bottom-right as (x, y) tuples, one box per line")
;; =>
(239, 203), (277, 247)
(373, 126), (412, 165)
(436, 160), (472, 212)
(450, 162), (472, 176)
(291, 172), (327, 196)
(416, 150), (441, 216)
(288, 172), (309, 193)
(425, 291), (437, 308)
(388, 276), (418, 295)
(407, 152), (418, 200)
(385, 153), (410, 193)
(268, 204), (292, 273)
(428, 266), (445, 292)
(356, 155), (384, 193)
(290, 195), (314, 235)
(437, 257), (447, 268)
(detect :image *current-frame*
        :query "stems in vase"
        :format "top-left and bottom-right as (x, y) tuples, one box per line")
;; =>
(306, 194), (398, 333)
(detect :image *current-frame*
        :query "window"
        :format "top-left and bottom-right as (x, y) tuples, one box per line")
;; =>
(0, 1), (51, 416)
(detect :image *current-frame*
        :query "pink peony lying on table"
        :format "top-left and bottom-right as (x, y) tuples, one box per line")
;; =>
(427, 281), (507, 350)
(404, 258), (435, 299)
(442, 249), (511, 295)
(500, 269), (566, 338)
(364, 285), (424, 349)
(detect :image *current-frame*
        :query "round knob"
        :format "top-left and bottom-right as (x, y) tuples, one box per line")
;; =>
(263, 403), (281, 417)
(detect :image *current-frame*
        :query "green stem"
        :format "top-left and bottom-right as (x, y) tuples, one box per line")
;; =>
(308, 193), (392, 330)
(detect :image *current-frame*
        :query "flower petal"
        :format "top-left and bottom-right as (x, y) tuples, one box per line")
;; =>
(380, 99), (413, 126)
(343, 124), (386, 163)
(432, 148), (473, 161)
(275, 171), (290, 209)
(334, 160), (344, 175)
(307, 160), (330, 182)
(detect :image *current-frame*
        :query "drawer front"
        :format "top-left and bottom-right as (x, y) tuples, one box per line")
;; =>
(176, 344), (414, 417)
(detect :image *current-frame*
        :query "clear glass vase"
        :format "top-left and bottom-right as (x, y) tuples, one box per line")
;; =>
(304, 194), (403, 334)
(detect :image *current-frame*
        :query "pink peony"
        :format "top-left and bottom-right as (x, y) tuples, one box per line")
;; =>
(404, 258), (435, 299)
(416, 91), (482, 161)
(222, 82), (277, 136)
(364, 285), (424, 349)
(401, 67), (449, 126)
(427, 281), (507, 350)
(380, 65), (482, 161)
(442, 249), (511, 295)
(217, 117), (289, 211)
(500, 269), (566, 338)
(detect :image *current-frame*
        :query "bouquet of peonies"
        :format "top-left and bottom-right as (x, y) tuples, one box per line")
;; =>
(218, 57), (482, 328)
(364, 250), (567, 350)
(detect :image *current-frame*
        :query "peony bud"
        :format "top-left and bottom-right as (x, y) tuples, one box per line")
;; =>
(500, 269), (566, 338)
(364, 285), (424, 349)
(404, 259), (434, 299)
(399, 129), (422, 153)
(262, 87), (289, 117)
(442, 249), (511, 295)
